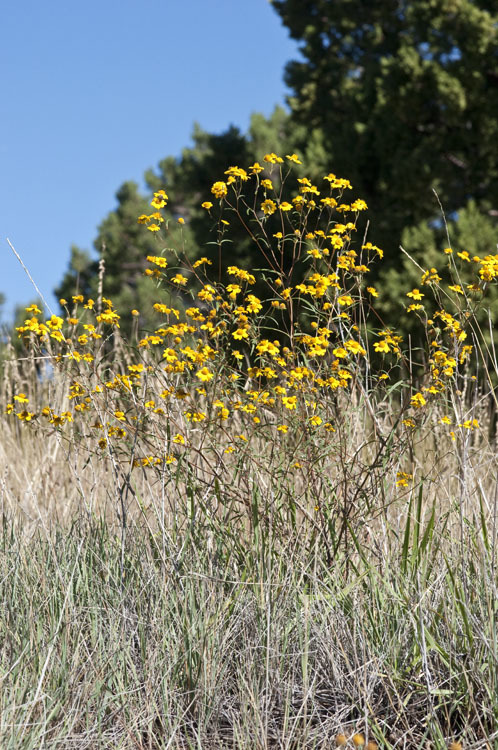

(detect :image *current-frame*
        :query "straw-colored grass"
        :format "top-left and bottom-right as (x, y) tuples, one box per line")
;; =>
(0, 393), (497, 748)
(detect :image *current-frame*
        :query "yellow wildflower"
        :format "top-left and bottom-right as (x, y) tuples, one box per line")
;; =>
(261, 199), (277, 215)
(337, 295), (354, 306)
(147, 255), (167, 268)
(264, 152), (284, 164)
(151, 190), (168, 209)
(411, 392), (426, 408)
(211, 181), (228, 199)
(193, 256), (212, 268)
(282, 396), (297, 410)
(196, 367), (214, 382)
(407, 289), (424, 300)
(374, 339), (390, 353)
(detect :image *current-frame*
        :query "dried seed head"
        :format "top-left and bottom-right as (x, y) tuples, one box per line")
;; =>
(336, 734), (348, 747)
(353, 734), (365, 747)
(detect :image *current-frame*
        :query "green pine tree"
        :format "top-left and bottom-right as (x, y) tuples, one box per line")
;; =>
(270, 0), (498, 260)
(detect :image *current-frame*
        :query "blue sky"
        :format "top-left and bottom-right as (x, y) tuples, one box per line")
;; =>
(1, 0), (299, 322)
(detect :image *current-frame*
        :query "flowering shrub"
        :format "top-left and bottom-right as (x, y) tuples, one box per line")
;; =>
(5, 154), (497, 547)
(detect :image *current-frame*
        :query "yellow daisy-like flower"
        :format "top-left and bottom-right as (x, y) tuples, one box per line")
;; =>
(279, 202), (292, 211)
(337, 294), (353, 306)
(333, 347), (348, 359)
(47, 315), (63, 330)
(224, 166), (249, 181)
(232, 328), (249, 340)
(147, 255), (167, 268)
(201, 201), (213, 210)
(460, 418), (479, 430)
(396, 472), (413, 488)
(374, 339), (390, 353)
(171, 273), (188, 285)
(184, 411), (207, 423)
(282, 396), (297, 410)
(351, 199), (367, 211)
(261, 199), (277, 215)
(211, 181), (228, 199)
(256, 339), (280, 356)
(150, 190), (168, 209)
(17, 410), (35, 422)
(345, 340), (366, 356)
(411, 392), (426, 408)
(406, 288), (424, 300)
(193, 256), (212, 269)
(245, 294), (262, 313)
(195, 367), (214, 382)
(264, 152), (284, 164)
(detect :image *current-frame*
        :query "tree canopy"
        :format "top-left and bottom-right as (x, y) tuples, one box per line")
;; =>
(271, 0), (498, 253)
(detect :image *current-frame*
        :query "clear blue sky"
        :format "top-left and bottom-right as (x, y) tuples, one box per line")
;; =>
(1, 0), (299, 322)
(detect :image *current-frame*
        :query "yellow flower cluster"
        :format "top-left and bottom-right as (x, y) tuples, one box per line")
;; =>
(7, 152), (494, 468)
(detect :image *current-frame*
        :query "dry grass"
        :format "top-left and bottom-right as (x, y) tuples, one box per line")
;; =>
(0, 384), (497, 748)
